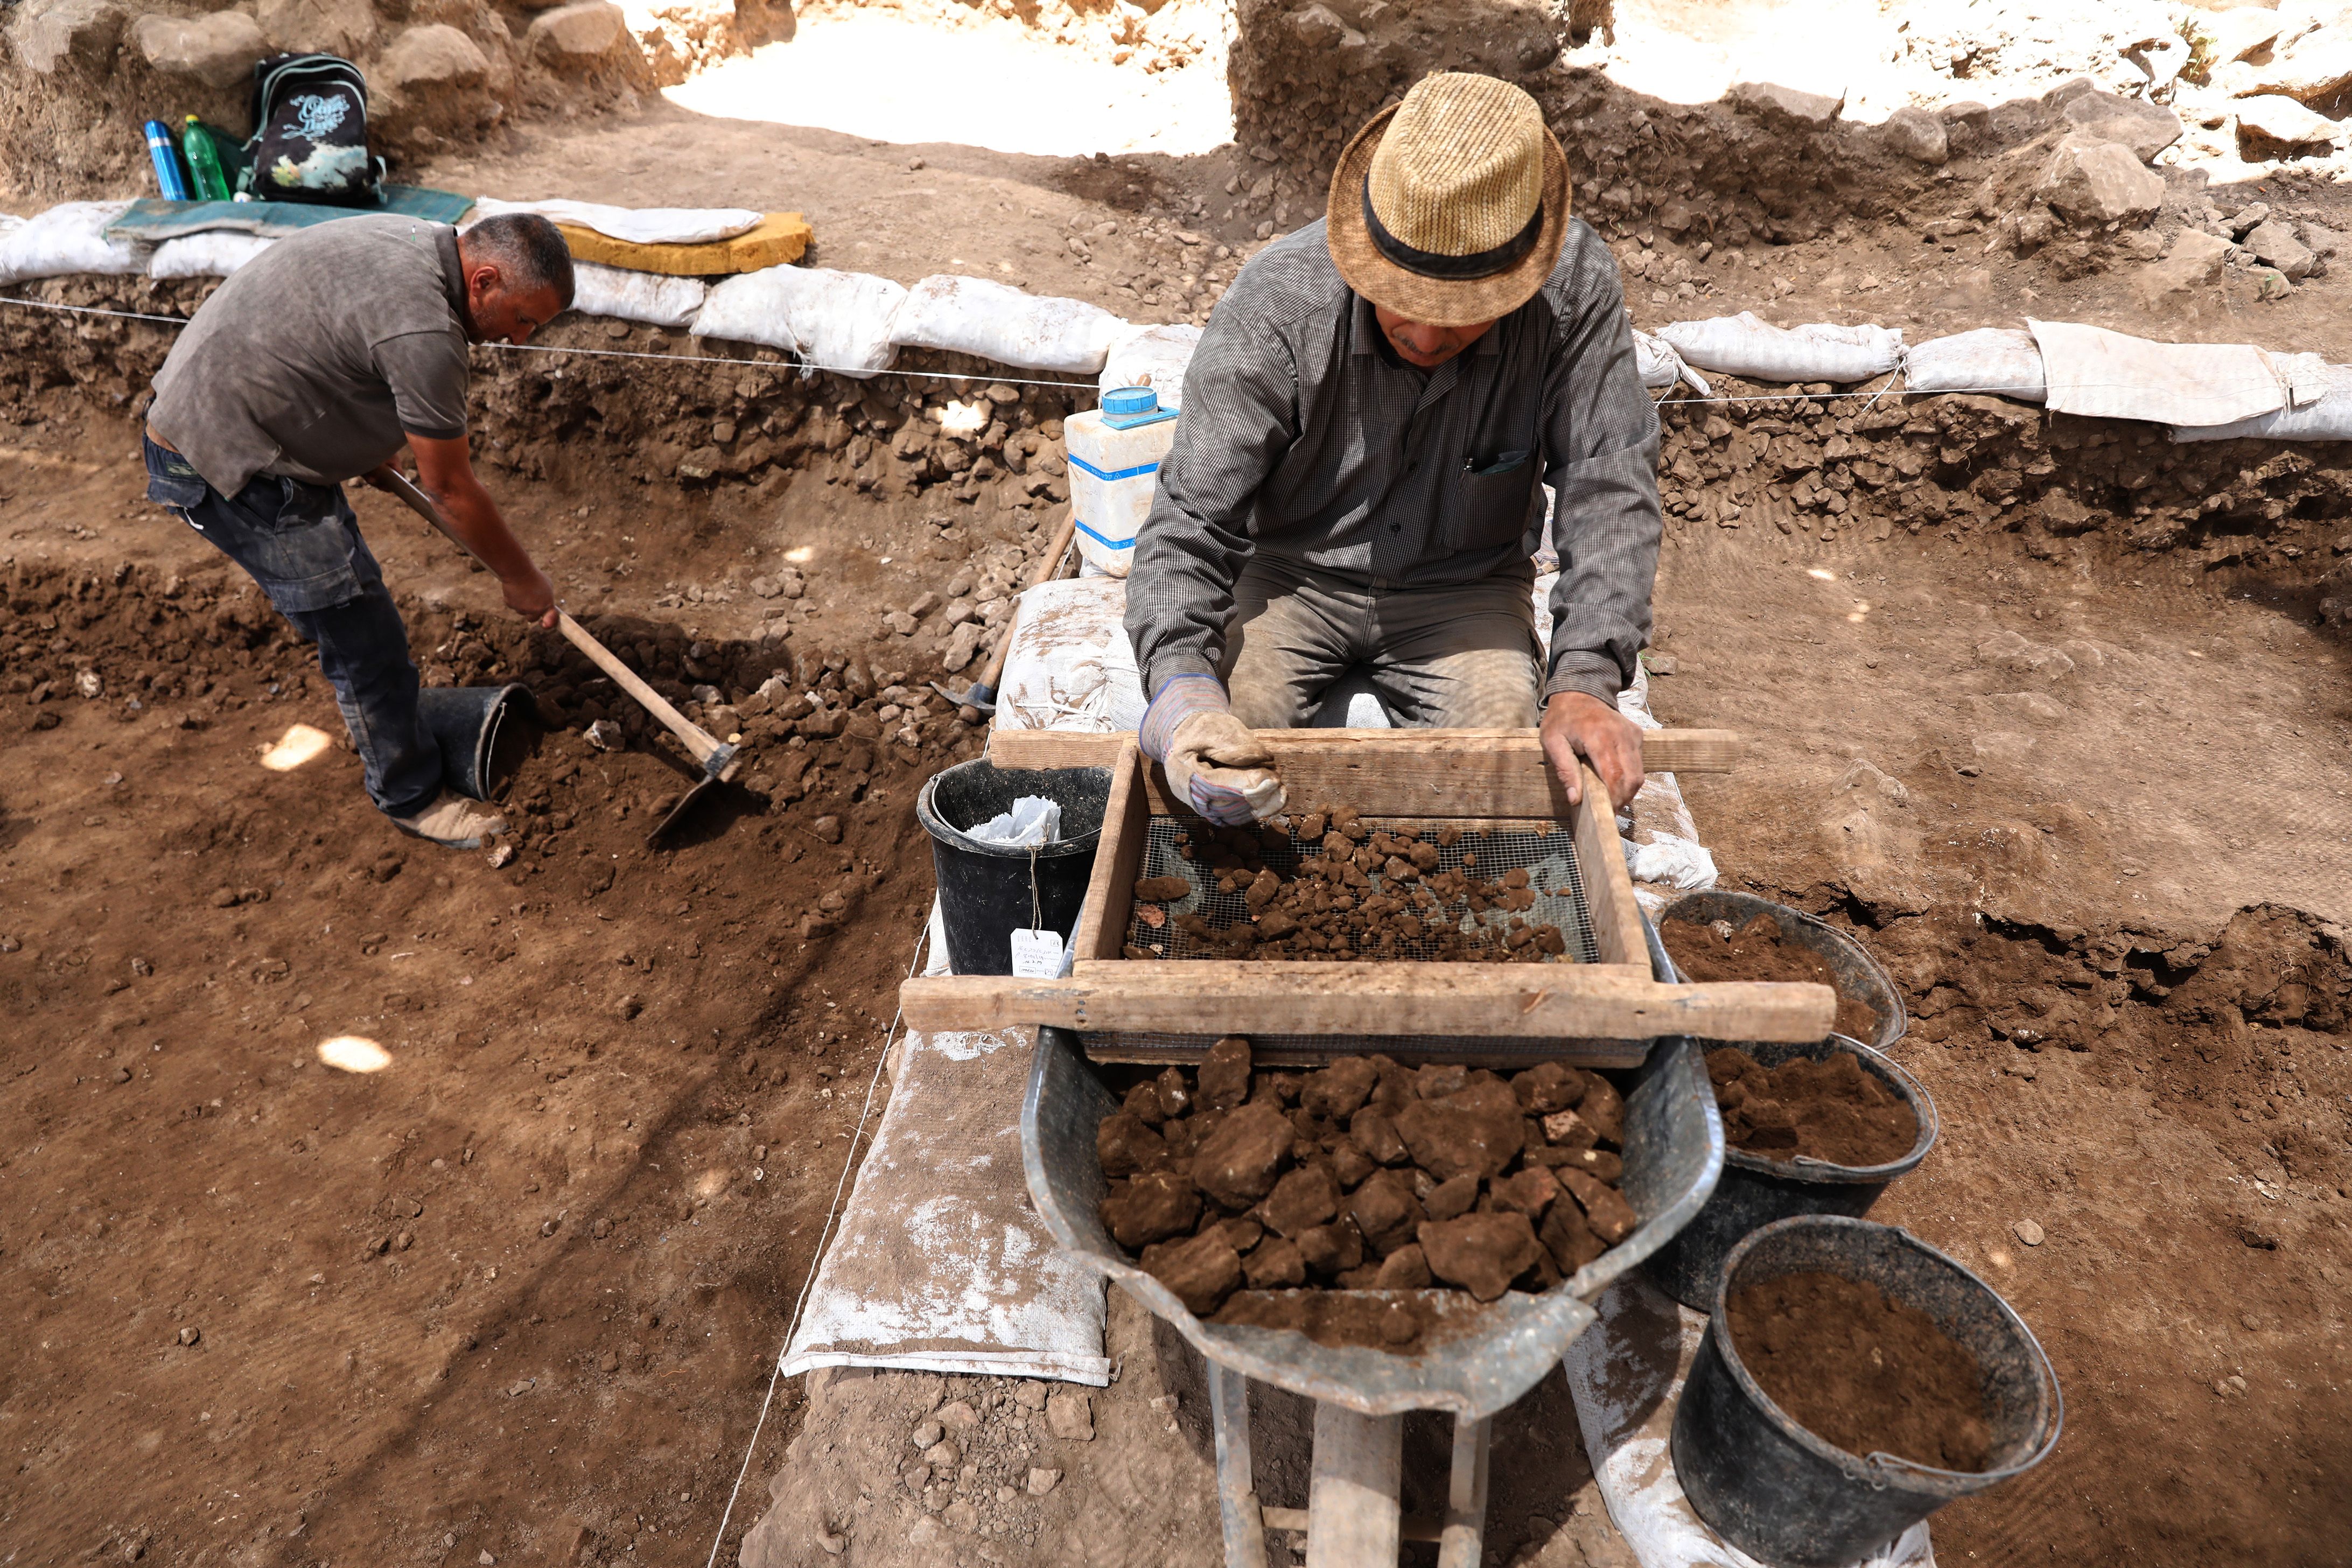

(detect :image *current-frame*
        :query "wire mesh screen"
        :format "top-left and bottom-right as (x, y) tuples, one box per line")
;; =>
(1120, 815), (1601, 966)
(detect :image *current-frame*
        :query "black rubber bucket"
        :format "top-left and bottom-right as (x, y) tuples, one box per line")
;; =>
(1661, 890), (1908, 1051)
(1673, 1216), (2063, 1567)
(1644, 1034), (1936, 1310)
(918, 760), (1111, 976)
(416, 683), (536, 801)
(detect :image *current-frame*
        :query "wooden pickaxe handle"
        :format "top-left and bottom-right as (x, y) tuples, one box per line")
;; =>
(375, 470), (736, 778)
(970, 509), (1080, 695)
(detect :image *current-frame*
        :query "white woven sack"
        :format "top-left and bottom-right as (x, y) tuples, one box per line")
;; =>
(692, 265), (907, 379)
(1905, 327), (2047, 402)
(0, 201), (144, 283)
(570, 262), (705, 329)
(891, 275), (1126, 375)
(148, 232), (274, 279)
(1632, 327), (1711, 395)
(467, 197), (762, 245)
(1098, 323), (1202, 406)
(1656, 312), (1904, 384)
(2170, 355), (2352, 442)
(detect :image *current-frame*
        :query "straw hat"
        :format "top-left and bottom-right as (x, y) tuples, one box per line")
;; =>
(1326, 73), (1571, 327)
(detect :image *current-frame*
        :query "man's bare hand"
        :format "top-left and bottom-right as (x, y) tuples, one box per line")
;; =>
(1541, 690), (1644, 811)
(502, 563), (559, 628)
(360, 463), (401, 494)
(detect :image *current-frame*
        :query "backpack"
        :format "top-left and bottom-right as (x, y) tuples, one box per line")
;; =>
(242, 53), (383, 206)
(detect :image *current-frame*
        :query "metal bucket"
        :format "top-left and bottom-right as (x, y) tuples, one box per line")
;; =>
(416, 683), (536, 801)
(1660, 890), (1908, 1051)
(1642, 1033), (1937, 1310)
(1672, 1216), (2063, 1568)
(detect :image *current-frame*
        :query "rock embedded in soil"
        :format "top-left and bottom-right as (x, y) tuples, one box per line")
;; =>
(1707, 1046), (1919, 1167)
(1728, 1271), (1993, 1471)
(1662, 912), (1884, 1043)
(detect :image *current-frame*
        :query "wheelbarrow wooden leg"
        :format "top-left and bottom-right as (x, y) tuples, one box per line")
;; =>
(1306, 1402), (1403, 1568)
(1437, 1414), (1494, 1568)
(1208, 1362), (1270, 1568)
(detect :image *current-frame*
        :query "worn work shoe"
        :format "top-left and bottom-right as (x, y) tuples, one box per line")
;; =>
(390, 794), (508, 850)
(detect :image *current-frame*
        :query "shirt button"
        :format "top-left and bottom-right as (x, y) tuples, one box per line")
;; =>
(1407, 461), (1420, 475)
(1390, 524), (1401, 533)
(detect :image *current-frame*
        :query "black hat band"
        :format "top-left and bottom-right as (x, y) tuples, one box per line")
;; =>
(1362, 176), (1544, 281)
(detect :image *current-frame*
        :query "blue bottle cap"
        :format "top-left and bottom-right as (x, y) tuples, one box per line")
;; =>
(1102, 386), (1159, 417)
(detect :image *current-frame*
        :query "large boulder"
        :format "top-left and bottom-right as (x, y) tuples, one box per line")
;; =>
(1881, 106), (1949, 165)
(2131, 229), (2230, 303)
(378, 23), (492, 92)
(525, 0), (628, 69)
(2035, 132), (2165, 226)
(133, 10), (265, 89)
(6, 0), (125, 75)
(1726, 80), (1844, 128)
(255, 0), (376, 56)
(2244, 218), (2318, 278)
(2061, 90), (2184, 163)
(2235, 93), (2346, 148)
(2239, 27), (2352, 104)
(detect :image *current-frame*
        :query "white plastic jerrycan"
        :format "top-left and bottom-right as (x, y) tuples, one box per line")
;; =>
(1066, 384), (1179, 578)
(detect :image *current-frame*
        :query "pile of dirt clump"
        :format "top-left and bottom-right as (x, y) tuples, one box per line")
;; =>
(1126, 806), (1571, 963)
(1664, 911), (1884, 1041)
(1727, 1270), (1993, 1471)
(1096, 1038), (1635, 1352)
(1707, 1047), (1919, 1167)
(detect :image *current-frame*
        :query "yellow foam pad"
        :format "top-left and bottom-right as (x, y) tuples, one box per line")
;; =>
(554, 212), (813, 276)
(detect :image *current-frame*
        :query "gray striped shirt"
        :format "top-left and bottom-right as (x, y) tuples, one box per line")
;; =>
(1123, 216), (1661, 709)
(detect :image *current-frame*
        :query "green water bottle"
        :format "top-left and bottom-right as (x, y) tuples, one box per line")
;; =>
(181, 117), (232, 202)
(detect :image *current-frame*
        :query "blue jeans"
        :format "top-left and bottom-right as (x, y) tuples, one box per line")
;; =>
(143, 435), (444, 819)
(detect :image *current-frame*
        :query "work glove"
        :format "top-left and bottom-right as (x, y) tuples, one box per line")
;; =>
(1139, 674), (1286, 826)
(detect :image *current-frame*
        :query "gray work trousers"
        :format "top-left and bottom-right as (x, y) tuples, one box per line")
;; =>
(1217, 556), (1543, 730)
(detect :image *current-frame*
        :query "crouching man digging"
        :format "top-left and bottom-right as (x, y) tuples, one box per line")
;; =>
(141, 212), (573, 848)
(1125, 73), (1662, 825)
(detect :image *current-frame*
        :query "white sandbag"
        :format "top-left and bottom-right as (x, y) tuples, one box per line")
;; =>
(2169, 355), (2352, 442)
(0, 201), (144, 284)
(1656, 312), (1905, 384)
(890, 275), (1126, 375)
(148, 232), (274, 279)
(466, 196), (762, 245)
(569, 261), (706, 328)
(1905, 327), (2047, 402)
(1098, 323), (1202, 406)
(1632, 327), (1711, 396)
(2029, 318), (2285, 428)
(692, 265), (906, 379)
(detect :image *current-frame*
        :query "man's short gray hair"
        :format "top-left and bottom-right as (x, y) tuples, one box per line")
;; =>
(463, 213), (576, 311)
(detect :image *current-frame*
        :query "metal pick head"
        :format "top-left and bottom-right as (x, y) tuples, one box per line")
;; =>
(703, 740), (740, 782)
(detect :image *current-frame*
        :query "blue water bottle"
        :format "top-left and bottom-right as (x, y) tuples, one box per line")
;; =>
(144, 120), (193, 201)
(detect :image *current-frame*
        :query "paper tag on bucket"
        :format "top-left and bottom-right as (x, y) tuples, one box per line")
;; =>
(1010, 928), (1065, 978)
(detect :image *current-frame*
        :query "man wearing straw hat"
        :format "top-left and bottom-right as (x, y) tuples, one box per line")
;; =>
(1126, 73), (1660, 827)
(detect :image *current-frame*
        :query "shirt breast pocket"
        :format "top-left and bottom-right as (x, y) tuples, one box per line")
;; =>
(1445, 450), (1537, 554)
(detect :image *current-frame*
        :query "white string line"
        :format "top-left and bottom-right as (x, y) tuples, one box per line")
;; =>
(699, 919), (929, 1568)
(0, 292), (2310, 413)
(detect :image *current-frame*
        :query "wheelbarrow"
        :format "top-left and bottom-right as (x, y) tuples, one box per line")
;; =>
(1019, 915), (1725, 1566)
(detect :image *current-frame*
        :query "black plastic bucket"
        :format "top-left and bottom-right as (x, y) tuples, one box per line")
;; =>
(1673, 1216), (2063, 1567)
(1644, 1034), (1936, 1310)
(416, 683), (536, 801)
(1661, 890), (1909, 1051)
(918, 760), (1111, 976)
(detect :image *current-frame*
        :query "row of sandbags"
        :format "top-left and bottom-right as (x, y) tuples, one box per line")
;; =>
(0, 200), (1195, 398)
(5, 199), (2345, 437)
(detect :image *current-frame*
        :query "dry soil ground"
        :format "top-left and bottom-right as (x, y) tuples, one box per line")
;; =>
(4, 78), (2351, 1568)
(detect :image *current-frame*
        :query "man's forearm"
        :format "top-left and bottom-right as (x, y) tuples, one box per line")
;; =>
(424, 468), (534, 582)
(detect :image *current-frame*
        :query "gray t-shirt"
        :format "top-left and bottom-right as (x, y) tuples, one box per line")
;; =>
(149, 215), (472, 495)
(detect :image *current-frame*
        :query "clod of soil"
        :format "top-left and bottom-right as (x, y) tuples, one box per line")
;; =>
(1727, 1270), (1993, 1472)
(1707, 1047), (1920, 1167)
(1096, 1040), (1635, 1351)
(1663, 912), (1884, 1041)
(1128, 806), (1570, 963)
